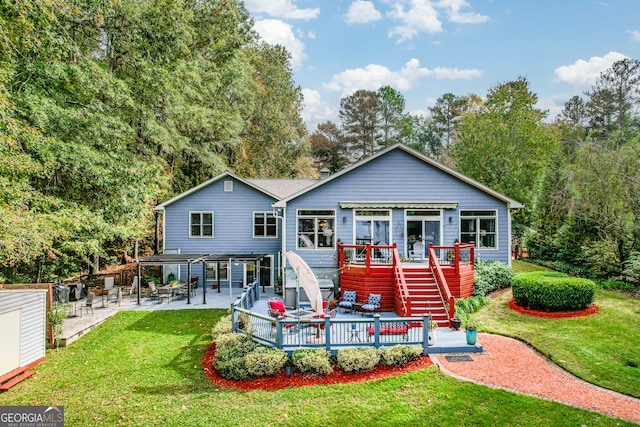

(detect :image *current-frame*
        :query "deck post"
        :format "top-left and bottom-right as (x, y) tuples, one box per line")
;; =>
(423, 314), (430, 355)
(325, 317), (331, 352)
(373, 314), (381, 348)
(454, 242), (460, 275)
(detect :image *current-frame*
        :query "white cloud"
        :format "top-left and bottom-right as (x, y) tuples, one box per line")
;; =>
(437, 0), (489, 24)
(386, 0), (443, 42)
(384, 0), (488, 42)
(324, 58), (481, 96)
(554, 52), (628, 86)
(346, 1), (382, 24)
(628, 30), (640, 42)
(243, 0), (319, 20)
(300, 88), (338, 130)
(253, 19), (307, 70)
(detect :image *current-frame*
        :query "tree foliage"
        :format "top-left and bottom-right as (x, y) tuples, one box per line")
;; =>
(0, 0), (305, 282)
(452, 77), (561, 222)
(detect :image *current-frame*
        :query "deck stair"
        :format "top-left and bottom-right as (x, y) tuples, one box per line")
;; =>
(402, 266), (449, 326)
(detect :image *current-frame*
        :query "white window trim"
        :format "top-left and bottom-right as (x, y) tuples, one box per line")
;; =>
(459, 209), (498, 250)
(404, 209), (443, 248)
(353, 209), (392, 245)
(253, 211), (278, 238)
(189, 211), (214, 238)
(205, 262), (229, 281)
(296, 209), (337, 250)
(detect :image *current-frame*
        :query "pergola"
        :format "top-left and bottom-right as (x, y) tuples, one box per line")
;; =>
(135, 253), (267, 305)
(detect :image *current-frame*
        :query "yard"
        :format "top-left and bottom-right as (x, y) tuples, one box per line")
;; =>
(0, 307), (637, 426)
(477, 261), (640, 398)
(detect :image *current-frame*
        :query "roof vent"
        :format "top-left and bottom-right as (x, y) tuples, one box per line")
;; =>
(320, 168), (330, 180)
(224, 180), (233, 192)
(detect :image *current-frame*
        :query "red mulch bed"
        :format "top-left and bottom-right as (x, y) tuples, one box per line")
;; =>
(508, 299), (599, 318)
(202, 342), (433, 390)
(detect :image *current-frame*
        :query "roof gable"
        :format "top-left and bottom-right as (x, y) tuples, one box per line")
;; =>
(273, 143), (524, 209)
(155, 171), (281, 210)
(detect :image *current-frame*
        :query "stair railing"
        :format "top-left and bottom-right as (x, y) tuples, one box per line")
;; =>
(391, 247), (412, 317)
(428, 243), (455, 327)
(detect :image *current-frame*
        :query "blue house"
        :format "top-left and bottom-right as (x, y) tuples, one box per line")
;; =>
(155, 144), (522, 321)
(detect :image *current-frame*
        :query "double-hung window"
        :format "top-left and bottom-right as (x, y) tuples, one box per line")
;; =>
(190, 212), (213, 237)
(297, 210), (336, 249)
(205, 262), (228, 281)
(460, 210), (497, 249)
(253, 212), (277, 238)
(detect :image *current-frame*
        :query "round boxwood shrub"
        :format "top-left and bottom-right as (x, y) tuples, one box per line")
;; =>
(336, 347), (380, 373)
(379, 345), (423, 366)
(291, 349), (332, 376)
(213, 333), (258, 381)
(244, 347), (288, 377)
(512, 271), (596, 311)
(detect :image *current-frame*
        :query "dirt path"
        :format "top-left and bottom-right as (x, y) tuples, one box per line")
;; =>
(431, 333), (640, 424)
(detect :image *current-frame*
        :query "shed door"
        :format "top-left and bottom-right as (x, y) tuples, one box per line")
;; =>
(0, 309), (21, 375)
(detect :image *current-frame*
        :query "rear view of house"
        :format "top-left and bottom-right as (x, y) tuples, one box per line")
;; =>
(154, 144), (522, 323)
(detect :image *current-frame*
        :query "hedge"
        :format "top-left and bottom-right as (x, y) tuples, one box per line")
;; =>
(512, 271), (596, 311)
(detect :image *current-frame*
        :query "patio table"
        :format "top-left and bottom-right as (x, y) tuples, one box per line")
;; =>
(283, 309), (316, 320)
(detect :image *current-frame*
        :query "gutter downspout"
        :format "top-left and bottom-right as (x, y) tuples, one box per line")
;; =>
(273, 206), (286, 290)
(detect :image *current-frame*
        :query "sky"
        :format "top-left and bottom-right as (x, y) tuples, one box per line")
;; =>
(243, 0), (640, 132)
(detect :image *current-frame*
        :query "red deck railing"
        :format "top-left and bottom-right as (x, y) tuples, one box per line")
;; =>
(391, 248), (412, 317)
(338, 241), (475, 323)
(428, 244), (455, 326)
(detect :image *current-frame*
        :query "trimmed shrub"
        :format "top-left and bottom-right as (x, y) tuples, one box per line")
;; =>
(379, 345), (423, 366)
(291, 349), (332, 376)
(212, 315), (232, 340)
(336, 348), (380, 373)
(473, 260), (514, 296)
(244, 347), (288, 377)
(512, 271), (596, 311)
(214, 333), (258, 380)
(623, 252), (640, 285)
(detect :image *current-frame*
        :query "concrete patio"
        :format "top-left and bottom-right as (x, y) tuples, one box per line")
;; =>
(60, 284), (482, 354)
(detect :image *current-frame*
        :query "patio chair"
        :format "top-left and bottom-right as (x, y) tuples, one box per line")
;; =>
(124, 276), (138, 301)
(361, 293), (381, 316)
(83, 292), (99, 316)
(268, 307), (294, 335)
(157, 287), (172, 304)
(409, 241), (425, 262)
(148, 282), (159, 301)
(310, 308), (337, 332)
(103, 277), (118, 307)
(338, 290), (357, 313)
(268, 298), (287, 317)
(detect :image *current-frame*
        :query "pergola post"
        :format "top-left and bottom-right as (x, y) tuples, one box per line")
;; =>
(136, 262), (142, 306)
(186, 261), (192, 305)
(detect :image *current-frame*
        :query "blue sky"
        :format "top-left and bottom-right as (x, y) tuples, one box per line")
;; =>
(243, 0), (640, 131)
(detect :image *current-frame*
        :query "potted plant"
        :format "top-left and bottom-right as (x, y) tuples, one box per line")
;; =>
(451, 317), (462, 331)
(343, 249), (352, 262)
(463, 315), (479, 345)
(449, 305), (463, 331)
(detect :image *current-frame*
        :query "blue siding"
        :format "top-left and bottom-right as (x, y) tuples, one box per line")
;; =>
(163, 176), (282, 286)
(285, 150), (512, 266)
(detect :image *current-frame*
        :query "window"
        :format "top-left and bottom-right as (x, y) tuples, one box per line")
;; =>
(253, 212), (277, 238)
(190, 212), (213, 237)
(205, 262), (228, 281)
(460, 210), (497, 249)
(297, 210), (336, 249)
(354, 209), (390, 246)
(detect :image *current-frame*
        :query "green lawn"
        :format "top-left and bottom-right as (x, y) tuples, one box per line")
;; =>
(0, 310), (635, 426)
(476, 260), (640, 398)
